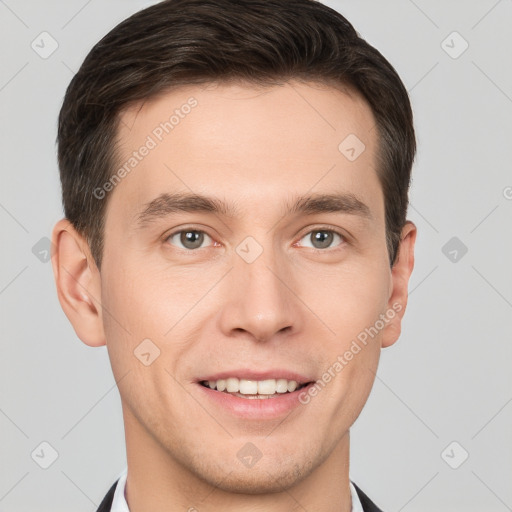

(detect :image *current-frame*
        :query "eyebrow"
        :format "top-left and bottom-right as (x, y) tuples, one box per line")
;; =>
(136, 191), (372, 226)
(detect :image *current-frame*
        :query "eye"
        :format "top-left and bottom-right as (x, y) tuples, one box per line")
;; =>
(297, 229), (345, 250)
(166, 229), (214, 250)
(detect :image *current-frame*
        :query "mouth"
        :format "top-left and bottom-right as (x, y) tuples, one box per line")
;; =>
(199, 377), (312, 399)
(195, 370), (316, 419)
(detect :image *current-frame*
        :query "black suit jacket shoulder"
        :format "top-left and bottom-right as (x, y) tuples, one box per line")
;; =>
(96, 480), (118, 512)
(351, 482), (384, 512)
(96, 478), (384, 512)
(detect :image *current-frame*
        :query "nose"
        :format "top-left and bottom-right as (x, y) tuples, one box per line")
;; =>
(217, 245), (302, 343)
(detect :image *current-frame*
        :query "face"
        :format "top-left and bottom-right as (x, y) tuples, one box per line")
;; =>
(73, 81), (414, 493)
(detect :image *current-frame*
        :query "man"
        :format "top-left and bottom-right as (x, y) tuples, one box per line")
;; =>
(51, 0), (416, 510)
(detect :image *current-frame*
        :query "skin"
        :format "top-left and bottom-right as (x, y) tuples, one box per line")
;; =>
(52, 80), (416, 512)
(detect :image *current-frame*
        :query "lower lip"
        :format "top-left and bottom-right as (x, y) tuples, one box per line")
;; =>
(196, 383), (313, 420)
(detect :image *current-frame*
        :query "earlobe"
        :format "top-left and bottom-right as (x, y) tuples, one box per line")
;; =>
(381, 221), (417, 348)
(51, 219), (106, 347)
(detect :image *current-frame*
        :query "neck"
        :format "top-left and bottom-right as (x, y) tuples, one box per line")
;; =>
(122, 406), (353, 512)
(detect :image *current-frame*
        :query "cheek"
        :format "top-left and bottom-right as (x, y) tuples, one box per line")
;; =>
(99, 260), (211, 383)
(300, 259), (391, 343)
(99, 262), (164, 380)
(101, 258), (176, 334)
(100, 269), (189, 427)
(301, 259), (390, 404)
(301, 269), (388, 437)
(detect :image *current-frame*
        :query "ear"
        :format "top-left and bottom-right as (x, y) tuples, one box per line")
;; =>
(381, 221), (416, 348)
(51, 219), (106, 347)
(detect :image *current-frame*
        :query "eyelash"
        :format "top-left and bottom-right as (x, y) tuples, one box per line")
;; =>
(164, 226), (347, 252)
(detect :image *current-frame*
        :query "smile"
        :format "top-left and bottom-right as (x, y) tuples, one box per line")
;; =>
(200, 377), (310, 398)
(196, 373), (316, 419)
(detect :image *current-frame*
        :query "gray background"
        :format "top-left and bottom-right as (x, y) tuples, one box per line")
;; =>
(1, 0), (511, 511)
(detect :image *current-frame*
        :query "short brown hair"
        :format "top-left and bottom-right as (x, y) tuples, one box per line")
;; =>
(57, 0), (415, 268)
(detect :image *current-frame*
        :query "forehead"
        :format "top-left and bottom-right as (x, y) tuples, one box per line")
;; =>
(108, 80), (382, 224)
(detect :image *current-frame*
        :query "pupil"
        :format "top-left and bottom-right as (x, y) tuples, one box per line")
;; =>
(181, 231), (203, 249)
(312, 230), (332, 249)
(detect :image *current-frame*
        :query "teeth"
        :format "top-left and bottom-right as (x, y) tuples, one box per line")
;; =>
(287, 380), (298, 392)
(258, 379), (278, 394)
(226, 377), (238, 393)
(239, 379), (258, 394)
(275, 379), (289, 393)
(204, 377), (305, 395)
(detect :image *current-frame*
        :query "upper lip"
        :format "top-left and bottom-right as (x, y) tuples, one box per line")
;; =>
(197, 369), (315, 385)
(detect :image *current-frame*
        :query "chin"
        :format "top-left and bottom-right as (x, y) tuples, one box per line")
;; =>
(204, 461), (313, 495)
